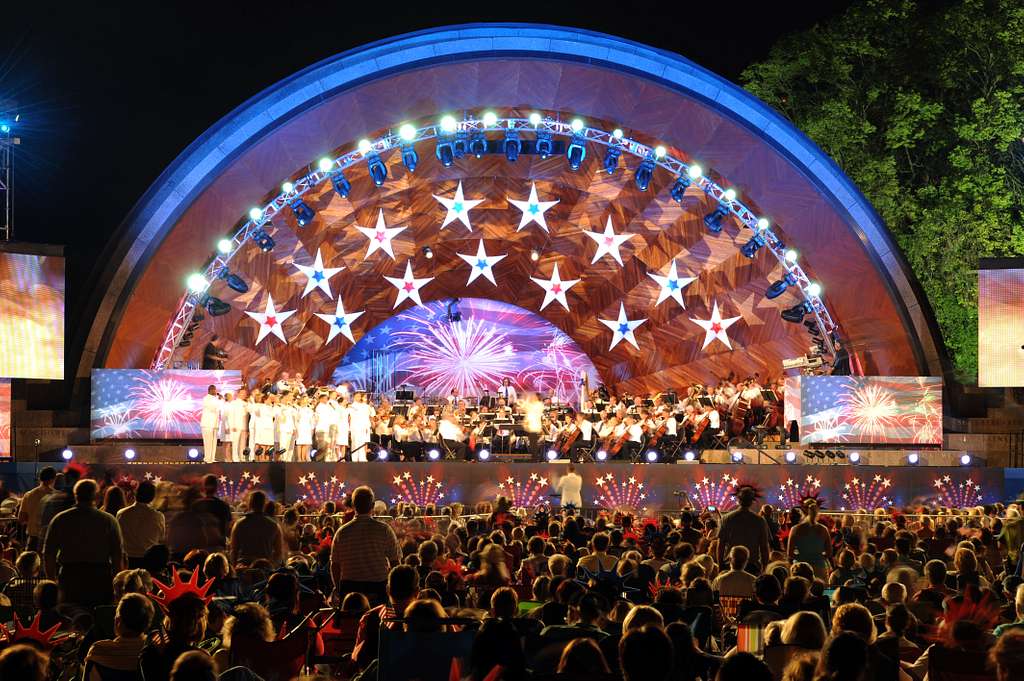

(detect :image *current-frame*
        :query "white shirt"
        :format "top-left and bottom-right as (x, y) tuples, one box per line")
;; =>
(708, 410), (721, 429)
(438, 419), (464, 441)
(578, 420), (593, 441)
(201, 394), (221, 429)
(314, 402), (334, 431)
(497, 385), (517, 403)
(227, 399), (249, 431)
(555, 472), (583, 507)
(627, 423), (644, 443)
(664, 416), (678, 436)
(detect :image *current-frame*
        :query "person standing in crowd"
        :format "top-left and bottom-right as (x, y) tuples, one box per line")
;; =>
(43, 479), (125, 607)
(192, 474), (233, 546)
(718, 484), (771, 570)
(229, 491), (284, 567)
(117, 480), (165, 569)
(295, 395), (315, 462)
(200, 384), (221, 463)
(218, 392), (233, 461)
(18, 466), (56, 551)
(788, 498), (833, 580)
(554, 463), (583, 509)
(349, 391), (375, 462)
(253, 393), (278, 460)
(227, 387), (249, 462)
(39, 466), (83, 546)
(314, 392), (334, 460)
(333, 392), (351, 461)
(277, 393), (298, 461)
(331, 486), (400, 604)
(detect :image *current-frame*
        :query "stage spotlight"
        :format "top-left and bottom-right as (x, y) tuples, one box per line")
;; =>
(634, 156), (656, 191)
(670, 176), (691, 202)
(503, 128), (521, 162)
(535, 129), (553, 158)
(784, 450), (797, 463)
(251, 228), (275, 252)
(422, 246), (434, 259)
(645, 450), (658, 463)
(469, 130), (487, 158)
(807, 282), (822, 297)
(654, 145), (667, 158)
(187, 273), (209, 294)
(318, 157), (334, 173)
(330, 170), (352, 197)
(766, 273), (797, 300)
(849, 451), (861, 464)
(960, 453), (972, 466)
(529, 112), (542, 126)
(454, 130), (468, 158)
(427, 448), (440, 461)
(730, 450), (743, 463)
(802, 449), (814, 460)
(61, 448), (73, 461)
(366, 153), (387, 186)
(781, 301), (811, 323)
(602, 145), (621, 174)
(440, 115), (457, 133)
(377, 448), (389, 461)
(546, 449), (558, 461)
(357, 139), (372, 155)
(482, 111), (498, 127)
(703, 203), (730, 233)
(124, 449), (136, 461)
(566, 134), (586, 171)
(596, 450), (608, 461)
(217, 238), (234, 254)
(683, 450), (697, 462)
(281, 181), (294, 194)
(290, 199), (315, 226)
(203, 296), (231, 317)
(399, 123), (417, 142)
(217, 267), (249, 294)
(187, 448), (200, 461)
(570, 117), (584, 133)
(785, 249), (799, 263)
(757, 217), (770, 230)
(478, 449), (491, 461)
(723, 188), (737, 202)
(687, 164), (703, 180)
(907, 452), (920, 465)
(530, 249), (540, 261)
(825, 449), (837, 459)
(740, 233), (765, 258)
(401, 144), (418, 173)
(835, 450), (846, 459)
(612, 128), (624, 140)
(248, 207), (263, 221)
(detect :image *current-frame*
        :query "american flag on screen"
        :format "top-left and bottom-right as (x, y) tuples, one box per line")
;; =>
(799, 376), (942, 445)
(90, 369), (241, 440)
(0, 379), (11, 458)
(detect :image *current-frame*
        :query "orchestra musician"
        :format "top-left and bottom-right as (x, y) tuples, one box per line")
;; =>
(567, 411), (594, 462)
(497, 377), (517, 404)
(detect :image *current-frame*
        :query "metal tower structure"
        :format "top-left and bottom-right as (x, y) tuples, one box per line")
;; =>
(0, 106), (16, 242)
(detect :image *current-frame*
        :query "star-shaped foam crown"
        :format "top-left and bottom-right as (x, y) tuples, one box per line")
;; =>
(150, 568), (215, 610)
(1, 613), (66, 649)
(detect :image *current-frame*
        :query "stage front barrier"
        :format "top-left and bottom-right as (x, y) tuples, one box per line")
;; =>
(0, 462), (1008, 511)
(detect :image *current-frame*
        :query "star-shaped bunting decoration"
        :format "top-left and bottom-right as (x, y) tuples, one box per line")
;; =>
(690, 301), (742, 350)
(244, 294), (296, 345)
(456, 239), (507, 286)
(433, 181), (484, 232)
(315, 298), (365, 344)
(508, 182), (559, 232)
(384, 261), (434, 308)
(647, 260), (697, 308)
(355, 209), (407, 260)
(530, 262), (579, 311)
(293, 248), (344, 298)
(598, 303), (647, 350)
(583, 216), (635, 266)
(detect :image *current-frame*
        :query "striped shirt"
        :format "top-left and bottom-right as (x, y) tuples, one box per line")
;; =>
(331, 515), (400, 583)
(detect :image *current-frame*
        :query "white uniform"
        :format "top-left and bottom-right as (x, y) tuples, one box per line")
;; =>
(200, 394), (221, 462)
(247, 402), (258, 454)
(333, 401), (350, 460)
(497, 385), (517, 404)
(555, 472), (583, 508)
(278, 405), (297, 460)
(227, 398), (249, 460)
(254, 403), (277, 447)
(578, 420), (594, 441)
(314, 401), (334, 456)
(348, 401), (375, 462)
(296, 406), (314, 448)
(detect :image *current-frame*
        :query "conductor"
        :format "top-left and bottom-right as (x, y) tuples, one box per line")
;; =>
(554, 464), (583, 509)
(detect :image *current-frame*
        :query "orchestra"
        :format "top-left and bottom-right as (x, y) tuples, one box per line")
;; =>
(202, 371), (785, 464)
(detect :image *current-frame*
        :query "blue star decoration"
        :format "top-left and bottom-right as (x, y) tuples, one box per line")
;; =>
(575, 563), (642, 598)
(293, 248), (345, 298)
(457, 239), (508, 286)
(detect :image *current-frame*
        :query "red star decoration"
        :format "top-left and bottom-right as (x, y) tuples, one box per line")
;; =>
(265, 316), (277, 327)
(375, 231), (387, 242)
(552, 284), (562, 294)
(403, 282), (414, 291)
(711, 322), (722, 333)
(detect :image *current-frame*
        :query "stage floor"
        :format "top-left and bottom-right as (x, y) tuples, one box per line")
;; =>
(0, 460), (1010, 510)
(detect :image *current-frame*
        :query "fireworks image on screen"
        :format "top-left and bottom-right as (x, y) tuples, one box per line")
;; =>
(391, 471), (446, 506)
(128, 376), (198, 439)
(594, 474), (648, 514)
(841, 383), (902, 440)
(217, 471), (261, 503)
(297, 472), (346, 506)
(516, 329), (595, 401)
(808, 413), (846, 443)
(840, 475), (891, 511)
(691, 474), (738, 511)
(100, 406), (138, 438)
(931, 475), (984, 508)
(776, 475), (823, 509)
(497, 472), (549, 509)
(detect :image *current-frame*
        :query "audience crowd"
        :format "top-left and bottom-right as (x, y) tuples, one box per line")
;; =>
(0, 463), (1023, 681)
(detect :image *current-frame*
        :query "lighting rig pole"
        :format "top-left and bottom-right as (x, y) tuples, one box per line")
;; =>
(0, 106), (18, 242)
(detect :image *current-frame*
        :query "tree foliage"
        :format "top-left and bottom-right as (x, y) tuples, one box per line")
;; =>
(741, 0), (1024, 380)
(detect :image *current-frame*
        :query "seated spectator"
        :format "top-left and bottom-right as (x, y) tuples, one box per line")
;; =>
(140, 592), (209, 681)
(739, 574), (785, 619)
(715, 651), (772, 681)
(815, 631), (868, 681)
(876, 603), (921, 662)
(714, 546), (757, 598)
(353, 564), (419, 669)
(619, 625), (674, 681)
(212, 603), (274, 671)
(557, 637), (611, 675)
(0, 644), (49, 681)
(466, 543), (511, 608)
(994, 583), (1024, 638)
(85, 593), (155, 680)
(666, 620), (721, 681)
(989, 630), (1024, 681)
(5, 551), (43, 622)
(578, 533), (618, 574)
(169, 650), (216, 681)
(471, 587), (527, 681)
(782, 652), (818, 681)
(781, 611), (827, 650)
(540, 591), (610, 643)
(779, 576), (810, 615)
(403, 598), (447, 632)
(622, 604), (664, 632)
(33, 580), (69, 632)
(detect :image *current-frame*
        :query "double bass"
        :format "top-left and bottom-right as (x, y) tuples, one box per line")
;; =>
(559, 422), (581, 454)
(648, 416), (669, 447)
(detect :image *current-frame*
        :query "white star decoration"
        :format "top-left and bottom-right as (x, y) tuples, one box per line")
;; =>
(690, 301), (742, 350)
(384, 261), (434, 308)
(355, 209), (407, 260)
(293, 248), (344, 298)
(508, 182), (559, 232)
(433, 181), (484, 231)
(599, 303), (647, 351)
(583, 216), (635, 266)
(456, 240), (507, 286)
(530, 263), (579, 311)
(315, 298), (365, 344)
(648, 260), (697, 308)
(245, 294), (296, 345)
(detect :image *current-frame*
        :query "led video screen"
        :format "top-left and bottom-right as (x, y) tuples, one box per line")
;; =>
(0, 380), (10, 459)
(798, 376), (942, 445)
(91, 369), (242, 440)
(0, 251), (64, 379)
(332, 298), (599, 404)
(979, 262), (1024, 387)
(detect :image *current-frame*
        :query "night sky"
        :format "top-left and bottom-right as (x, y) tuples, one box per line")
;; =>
(2, 1), (852, 308)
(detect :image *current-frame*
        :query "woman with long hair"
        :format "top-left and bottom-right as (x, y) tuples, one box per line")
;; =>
(101, 485), (127, 517)
(788, 499), (833, 580)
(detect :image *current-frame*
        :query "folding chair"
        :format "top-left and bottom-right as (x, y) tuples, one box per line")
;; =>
(927, 646), (995, 681)
(377, 617), (478, 681)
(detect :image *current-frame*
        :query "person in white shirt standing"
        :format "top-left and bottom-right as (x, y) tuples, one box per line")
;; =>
(333, 394), (350, 461)
(218, 393), (233, 461)
(497, 378), (517, 405)
(254, 394), (278, 460)
(348, 392), (375, 462)
(277, 393), (298, 461)
(554, 463), (583, 509)
(295, 396), (314, 462)
(200, 385), (222, 463)
(226, 388), (249, 462)
(314, 393), (334, 460)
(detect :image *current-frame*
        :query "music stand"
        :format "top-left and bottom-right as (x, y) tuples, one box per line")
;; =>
(395, 389), (415, 402)
(698, 397), (715, 408)
(760, 389), (778, 403)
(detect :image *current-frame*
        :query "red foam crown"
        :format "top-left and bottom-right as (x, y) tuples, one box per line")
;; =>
(150, 568), (215, 610)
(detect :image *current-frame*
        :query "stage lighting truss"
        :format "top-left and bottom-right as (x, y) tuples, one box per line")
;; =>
(153, 113), (836, 369)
